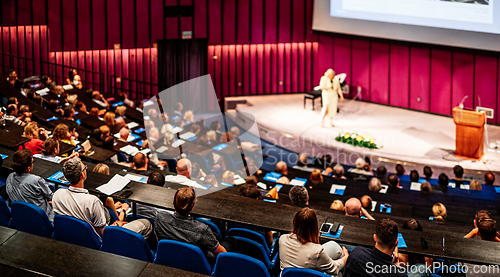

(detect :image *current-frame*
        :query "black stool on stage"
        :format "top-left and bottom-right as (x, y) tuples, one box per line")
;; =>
(303, 89), (322, 110)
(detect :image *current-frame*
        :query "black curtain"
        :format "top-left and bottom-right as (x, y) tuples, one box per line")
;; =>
(157, 39), (209, 113)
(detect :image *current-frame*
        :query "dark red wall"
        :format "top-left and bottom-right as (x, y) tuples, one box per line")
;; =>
(2, 0), (500, 123)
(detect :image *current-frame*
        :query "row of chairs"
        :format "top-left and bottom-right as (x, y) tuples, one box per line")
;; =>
(1, 198), (330, 276)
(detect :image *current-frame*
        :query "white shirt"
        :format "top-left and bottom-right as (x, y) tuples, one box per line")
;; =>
(52, 186), (107, 237)
(164, 175), (206, 189)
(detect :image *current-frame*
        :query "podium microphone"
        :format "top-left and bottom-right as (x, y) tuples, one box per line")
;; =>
(459, 95), (468, 110)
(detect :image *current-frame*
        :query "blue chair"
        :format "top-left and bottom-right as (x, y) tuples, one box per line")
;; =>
(153, 239), (212, 275)
(10, 201), (53, 238)
(106, 207), (119, 223)
(228, 228), (270, 256)
(52, 215), (101, 250)
(197, 218), (222, 239)
(0, 196), (11, 227)
(282, 267), (330, 277)
(232, 236), (276, 271)
(100, 226), (154, 262)
(213, 252), (270, 277)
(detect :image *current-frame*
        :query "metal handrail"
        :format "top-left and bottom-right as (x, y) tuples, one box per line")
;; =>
(0, 53), (36, 78)
(40, 61), (105, 93)
(108, 75), (158, 100)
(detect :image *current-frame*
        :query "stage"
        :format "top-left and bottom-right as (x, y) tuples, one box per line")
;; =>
(231, 94), (500, 174)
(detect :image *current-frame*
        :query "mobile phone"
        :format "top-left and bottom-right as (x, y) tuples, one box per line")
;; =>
(263, 199), (276, 203)
(274, 184), (283, 192)
(320, 223), (333, 234)
(330, 222), (340, 235)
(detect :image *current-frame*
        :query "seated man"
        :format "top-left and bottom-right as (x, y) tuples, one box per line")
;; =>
(395, 164), (405, 177)
(344, 219), (406, 277)
(6, 149), (54, 222)
(289, 186), (309, 208)
(368, 177), (382, 192)
(485, 172), (495, 186)
(423, 166), (433, 180)
(388, 174), (400, 188)
(276, 161), (290, 183)
(118, 127), (130, 143)
(361, 195), (372, 211)
(344, 198), (374, 220)
(136, 171), (166, 221)
(5, 104), (26, 126)
(348, 158), (373, 176)
(332, 164), (346, 179)
(154, 186), (234, 264)
(128, 152), (151, 176)
(453, 165), (464, 182)
(52, 157), (152, 238)
(164, 158), (205, 189)
(409, 170), (420, 183)
(376, 165), (388, 185)
(464, 210), (500, 242)
(293, 153), (314, 172)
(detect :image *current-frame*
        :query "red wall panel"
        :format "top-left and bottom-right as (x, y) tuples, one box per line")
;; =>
(17, 0), (32, 26)
(430, 49), (452, 115)
(208, 0), (222, 45)
(452, 52), (474, 110)
(389, 44), (409, 108)
(121, 0), (136, 48)
(351, 40), (370, 101)
(250, 45), (258, 94)
(150, 0), (165, 44)
(193, 0), (207, 38)
(292, 0), (305, 42)
(370, 42), (389, 104)
(47, 0), (62, 51)
(257, 45), (265, 94)
(333, 37), (351, 96)
(62, 0), (77, 51)
(251, 0), (264, 44)
(409, 47), (430, 112)
(279, 0), (292, 43)
(237, 0), (251, 44)
(474, 55), (497, 123)
(136, 0), (150, 48)
(92, 0), (106, 50)
(32, 0), (47, 25)
(265, 0), (278, 43)
(106, 0), (121, 49)
(77, 0), (92, 50)
(222, 0), (236, 44)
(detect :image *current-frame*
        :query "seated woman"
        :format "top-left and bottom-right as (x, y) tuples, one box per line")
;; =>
(90, 129), (103, 147)
(19, 122), (48, 155)
(431, 203), (447, 223)
(92, 163), (127, 225)
(52, 123), (76, 146)
(309, 169), (324, 189)
(280, 207), (348, 276)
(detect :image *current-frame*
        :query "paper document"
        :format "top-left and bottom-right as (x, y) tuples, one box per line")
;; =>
(128, 122), (139, 129)
(257, 182), (267, 190)
(36, 88), (49, 96)
(93, 99), (107, 107)
(290, 178), (307, 186)
(124, 174), (147, 183)
(460, 184), (470, 190)
(156, 146), (168, 153)
(172, 127), (183, 134)
(172, 139), (185, 148)
(329, 184), (346, 195)
(410, 182), (422, 191)
(234, 174), (246, 185)
(379, 185), (389, 194)
(96, 174), (130, 195)
(62, 85), (74, 90)
(179, 132), (196, 140)
(120, 145), (140, 156)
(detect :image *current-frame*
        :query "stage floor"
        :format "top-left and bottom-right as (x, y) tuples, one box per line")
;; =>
(233, 94), (500, 173)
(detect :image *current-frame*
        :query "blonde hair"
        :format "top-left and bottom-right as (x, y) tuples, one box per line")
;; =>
(432, 203), (447, 222)
(99, 125), (110, 137)
(93, 163), (110, 175)
(183, 110), (194, 122)
(324, 69), (335, 77)
(309, 169), (323, 185)
(115, 105), (127, 117)
(103, 112), (115, 126)
(206, 130), (216, 142)
(53, 124), (70, 141)
(330, 200), (344, 211)
(222, 170), (235, 185)
(277, 176), (290, 185)
(470, 180), (482, 191)
(23, 122), (39, 139)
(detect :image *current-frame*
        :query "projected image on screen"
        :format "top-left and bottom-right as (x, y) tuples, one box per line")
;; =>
(330, 0), (499, 34)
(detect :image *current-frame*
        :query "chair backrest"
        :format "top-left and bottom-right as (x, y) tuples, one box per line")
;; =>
(282, 267), (331, 277)
(153, 239), (211, 275)
(0, 196), (11, 227)
(10, 201), (53, 238)
(106, 207), (119, 223)
(100, 226), (154, 262)
(228, 228), (270, 255)
(233, 236), (271, 269)
(213, 252), (270, 277)
(197, 218), (222, 239)
(53, 214), (101, 250)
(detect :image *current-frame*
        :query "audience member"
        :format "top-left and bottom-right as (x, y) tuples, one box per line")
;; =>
(333, 164), (346, 179)
(453, 165), (464, 181)
(420, 182), (432, 194)
(52, 123), (75, 146)
(221, 170), (235, 185)
(7, 97), (18, 106)
(118, 127), (130, 142)
(276, 161), (290, 183)
(93, 163), (110, 175)
(103, 112), (116, 127)
(154, 186), (235, 264)
(289, 186), (309, 208)
(485, 172), (495, 186)
(388, 173), (400, 188)
(276, 176), (290, 185)
(431, 203), (447, 223)
(240, 184), (261, 199)
(164, 159), (205, 189)
(368, 177), (382, 192)
(245, 175), (258, 187)
(191, 163), (206, 179)
(115, 106), (127, 118)
(34, 138), (61, 163)
(134, 171), (166, 221)
(438, 173), (449, 192)
(5, 104), (26, 126)
(395, 164), (405, 177)
(348, 158), (373, 176)
(464, 210), (499, 242)
(309, 169), (324, 187)
(75, 101), (88, 115)
(409, 170), (419, 183)
(423, 166), (432, 180)
(115, 117), (126, 132)
(89, 107), (99, 118)
(6, 149), (54, 222)
(174, 102), (183, 117)
(53, 157), (152, 237)
(376, 165), (388, 184)
(330, 200), (345, 211)
(7, 69), (17, 86)
(293, 153), (314, 172)
(470, 180), (482, 191)
(361, 195), (372, 210)
(344, 218), (406, 277)
(402, 218), (423, 231)
(91, 91), (109, 107)
(280, 208), (348, 276)
(19, 122), (47, 155)
(17, 105), (32, 122)
(89, 129), (103, 147)
(129, 153), (150, 175)
(99, 125), (110, 139)
(204, 175), (218, 187)
(344, 198), (374, 220)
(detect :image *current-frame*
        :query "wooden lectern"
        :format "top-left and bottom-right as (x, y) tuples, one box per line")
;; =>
(452, 107), (486, 160)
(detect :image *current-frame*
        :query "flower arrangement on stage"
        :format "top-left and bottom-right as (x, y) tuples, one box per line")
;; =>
(336, 131), (381, 149)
